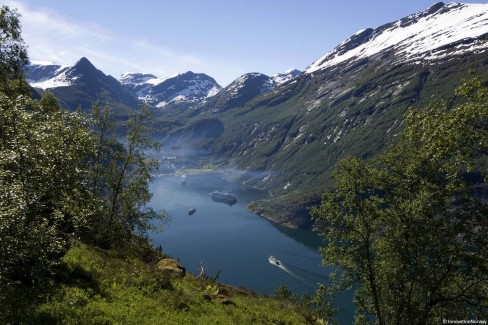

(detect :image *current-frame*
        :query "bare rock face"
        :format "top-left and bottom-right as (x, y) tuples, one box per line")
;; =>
(156, 258), (186, 278)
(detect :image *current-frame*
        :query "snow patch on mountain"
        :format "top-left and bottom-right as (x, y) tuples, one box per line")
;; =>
(28, 64), (79, 90)
(306, 2), (488, 74)
(206, 86), (221, 97)
(272, 68), (301, 85)
(30, 73), (79, 90)
(226, 73), (272, 97)
(119, 72), (157, 86)
(119, 71), (222, 108)
(119, 72), (177, 87)
(27, 61), (72, 89)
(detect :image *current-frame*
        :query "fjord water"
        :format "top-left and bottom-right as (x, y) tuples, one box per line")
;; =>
(148, 172), (352, 321)
(148, 172), (325, 295)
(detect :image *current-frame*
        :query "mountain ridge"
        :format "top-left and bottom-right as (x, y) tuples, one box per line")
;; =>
(201, 1), (488, 228)
(119, 71), (221, 109)
(306, 2), (488, 74)
(24, 2), (488, 228)
(26, 57), (139, 114)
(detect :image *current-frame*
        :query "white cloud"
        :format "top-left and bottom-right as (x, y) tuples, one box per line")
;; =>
(4, 1), (243, 86)
(5, 2), (205, 76)
(6, 1), (111, 63)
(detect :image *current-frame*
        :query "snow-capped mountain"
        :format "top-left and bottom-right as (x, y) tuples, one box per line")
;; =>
(27, 62), (74, 89)
(197, 72), (275, 114)
(26, 57), (138, 112)
(306, 2), (488, 74)
(26, 59), (222, 111)
(27, 61), (70, 89)
(272, 69), (301, 85)
(119, 72), (161, 86)
(204, 2), (488, 227)
(119, 72), (168, 98)
(195, 69), (303, 114)
(226, 73), (274, 97)
(119, 71), (221, 109)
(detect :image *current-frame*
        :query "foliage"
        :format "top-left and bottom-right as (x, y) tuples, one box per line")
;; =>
(0, 5), (29, 96)
(204, 284), (220, 297)
(274, 284), (293, 300)
(312, 77), (488, 324)
(84, 102), (167, 248)
(0, 7), (168, 321)
(0, 93), (95, 321)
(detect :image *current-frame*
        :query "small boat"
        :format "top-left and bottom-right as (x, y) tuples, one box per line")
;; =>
(210, 190), (237, 204)
(181, 174), (187, 185)
(188, 207), (196, 215)
(268, 255), (281, 266)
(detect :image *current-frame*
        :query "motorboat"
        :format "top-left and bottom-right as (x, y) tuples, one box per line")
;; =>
(268, 255), (281, 266)
(188, 207), (196, 215)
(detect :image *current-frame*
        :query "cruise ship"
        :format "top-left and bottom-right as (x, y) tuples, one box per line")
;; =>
(210, 190), (237, 204)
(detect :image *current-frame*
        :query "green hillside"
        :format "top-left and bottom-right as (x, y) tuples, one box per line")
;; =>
(202, 52), (488, 227)
(11, 241), (314, 325)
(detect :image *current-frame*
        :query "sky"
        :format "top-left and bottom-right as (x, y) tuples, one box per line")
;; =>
(5, 0), (488, 87)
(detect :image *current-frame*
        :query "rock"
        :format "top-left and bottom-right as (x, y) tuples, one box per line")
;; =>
(156, 258), (186, 278)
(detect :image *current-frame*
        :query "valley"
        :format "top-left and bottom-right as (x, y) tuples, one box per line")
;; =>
(26, 2), (488, 229)
(3, 1), (488, 323)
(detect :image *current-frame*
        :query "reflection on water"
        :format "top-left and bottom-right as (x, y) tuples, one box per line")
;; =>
(148, 172), (352, 322)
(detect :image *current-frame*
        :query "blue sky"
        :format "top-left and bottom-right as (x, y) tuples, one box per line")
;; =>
(6, 0), (488, 86)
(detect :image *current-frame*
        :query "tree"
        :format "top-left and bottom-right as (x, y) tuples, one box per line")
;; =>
(312, 77), (488, 324)
(84, 103), (166, 248)
(0, 93), (95, 321)
(0, 5), (29, 97)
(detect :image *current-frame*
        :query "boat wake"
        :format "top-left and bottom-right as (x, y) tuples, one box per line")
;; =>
(268, 256), (305, 282)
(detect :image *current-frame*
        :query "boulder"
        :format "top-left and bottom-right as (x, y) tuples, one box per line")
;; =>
(156, 258), (186, 278)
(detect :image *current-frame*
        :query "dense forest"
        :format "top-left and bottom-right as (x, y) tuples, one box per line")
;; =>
(1, 5), (488, 324)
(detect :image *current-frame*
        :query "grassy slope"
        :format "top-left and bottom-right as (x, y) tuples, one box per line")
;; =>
(31, 242), (314, 324)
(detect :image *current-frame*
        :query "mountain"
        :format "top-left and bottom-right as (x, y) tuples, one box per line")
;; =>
(194, 72), (275, 114)
(271, 69), (301, 85)
(23, 3), (488, 228)
(189, 69), (302, 116)
(201, 2), (488, 228)
(119, 71), (221, 109)
(27, 57), (139, 114)
(119, 72), (163, 97)
(26, 61), (70, 87)
(150, 71), (287, 157)
(305, 2), (488, 74)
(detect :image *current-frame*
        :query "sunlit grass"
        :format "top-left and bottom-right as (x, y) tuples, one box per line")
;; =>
(32, 241), (314, 324)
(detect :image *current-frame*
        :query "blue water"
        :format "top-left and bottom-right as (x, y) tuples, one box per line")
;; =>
(148, 172), (353, 322)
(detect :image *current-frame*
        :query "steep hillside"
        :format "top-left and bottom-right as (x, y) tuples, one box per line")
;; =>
(195, 72), (275, 114)
(206, 2), (488, 227)
(13, 241), (313, 324)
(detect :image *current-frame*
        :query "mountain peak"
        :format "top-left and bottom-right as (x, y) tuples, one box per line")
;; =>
(119, 72), (159, 86)
(119, 70), (221, 108)
(272, 69), (301, 85)
(284, 68), (300, 75)
(305, 2), (488, 74)
(73, 57), (97, 71)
